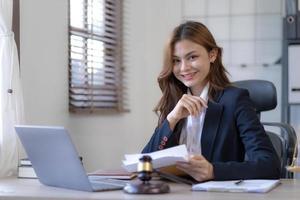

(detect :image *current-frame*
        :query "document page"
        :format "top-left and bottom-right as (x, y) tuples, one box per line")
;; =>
(122, 145), (188, 172)
(192, 179), (281, 193)
(88, 168), (136, 180)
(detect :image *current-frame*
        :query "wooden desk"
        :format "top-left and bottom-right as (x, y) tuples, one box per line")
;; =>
(0, 178), (299, 200)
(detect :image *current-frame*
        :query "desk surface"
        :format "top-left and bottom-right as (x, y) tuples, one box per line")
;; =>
(0, 178), (299, 200)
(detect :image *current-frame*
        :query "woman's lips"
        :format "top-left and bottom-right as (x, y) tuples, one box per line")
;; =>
(181, 72), (197, 81)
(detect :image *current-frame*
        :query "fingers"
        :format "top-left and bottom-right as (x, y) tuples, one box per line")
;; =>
(188, 154), (206, 163)
(167, 94), (208, 125)
(176, 163), (205, 181)
(178, 155), (206, 170)
(197, 97), (208, 108)
(176, 155), (214, 182)
(180, 97), (198, 116)
(180, 94), (208, 116)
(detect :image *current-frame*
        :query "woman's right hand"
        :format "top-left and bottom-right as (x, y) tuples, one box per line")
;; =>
(167, 94), (208, 130)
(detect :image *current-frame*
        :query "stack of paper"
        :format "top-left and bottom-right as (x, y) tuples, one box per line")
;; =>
(122, 145), (188, 172)
(88, 169), (136, 180)
(18, 158), (37, 179)
(192, 179), (281, 193)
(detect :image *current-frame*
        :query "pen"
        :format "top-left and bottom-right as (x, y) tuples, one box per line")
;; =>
(234, 180), (244, 185)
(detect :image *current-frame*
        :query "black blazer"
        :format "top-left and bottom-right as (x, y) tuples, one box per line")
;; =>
(142, 87), (281, 180)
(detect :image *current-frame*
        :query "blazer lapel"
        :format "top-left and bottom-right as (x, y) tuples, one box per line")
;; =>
(201, 95), (224, 161)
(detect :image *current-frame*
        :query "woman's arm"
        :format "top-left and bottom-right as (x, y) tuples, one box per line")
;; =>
(212, 89), (281, 180)
(142, 119), (173, 153)
(143, 94), (207, 153)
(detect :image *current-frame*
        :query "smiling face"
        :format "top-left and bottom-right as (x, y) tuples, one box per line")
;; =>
(172, 39), (217, 96)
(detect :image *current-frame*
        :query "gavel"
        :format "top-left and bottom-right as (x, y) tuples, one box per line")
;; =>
(123, 155), (170, 194)
(137, 155), (153, 183)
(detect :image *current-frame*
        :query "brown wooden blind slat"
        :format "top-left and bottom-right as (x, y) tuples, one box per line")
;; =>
(69, 0), (125, 112)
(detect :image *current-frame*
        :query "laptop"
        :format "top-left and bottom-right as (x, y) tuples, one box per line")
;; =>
(15, 125), (127, 192)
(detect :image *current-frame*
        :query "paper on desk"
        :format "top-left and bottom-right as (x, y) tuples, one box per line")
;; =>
(122, 145), (188, 172)
(192, 179), (280, 193)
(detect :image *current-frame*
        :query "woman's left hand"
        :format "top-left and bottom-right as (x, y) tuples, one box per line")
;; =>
(176, 155), (214, 182)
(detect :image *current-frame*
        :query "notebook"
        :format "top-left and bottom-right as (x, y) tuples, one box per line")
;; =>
(15, 125), (127, 192)
(192, 179), (280, 193)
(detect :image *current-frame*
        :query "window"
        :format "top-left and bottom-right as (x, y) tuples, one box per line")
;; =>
(69, 0), (125, 112)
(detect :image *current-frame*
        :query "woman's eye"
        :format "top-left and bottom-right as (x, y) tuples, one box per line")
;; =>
(189, 55), (198, 61)
(173, 59), (181, 65)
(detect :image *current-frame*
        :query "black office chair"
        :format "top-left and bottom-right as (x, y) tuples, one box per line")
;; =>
(233, 80), (298, 178)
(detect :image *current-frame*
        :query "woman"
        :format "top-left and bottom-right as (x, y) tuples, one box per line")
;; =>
(142, 21), (280, 182)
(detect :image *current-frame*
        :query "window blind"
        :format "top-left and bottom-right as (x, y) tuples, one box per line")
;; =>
(69, 0), (125, 112)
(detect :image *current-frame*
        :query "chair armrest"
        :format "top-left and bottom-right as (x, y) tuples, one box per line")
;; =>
(262, 122), (297, 162)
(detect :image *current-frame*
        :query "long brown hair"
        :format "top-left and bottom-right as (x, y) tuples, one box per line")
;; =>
(155, 21), (230, 127)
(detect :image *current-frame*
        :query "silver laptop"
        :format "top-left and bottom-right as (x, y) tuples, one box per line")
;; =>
(15, 125), (126, 192)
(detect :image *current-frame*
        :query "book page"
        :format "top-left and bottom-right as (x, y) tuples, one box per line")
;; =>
(123, 145), (188, 172)
(88, 169), (136, 180)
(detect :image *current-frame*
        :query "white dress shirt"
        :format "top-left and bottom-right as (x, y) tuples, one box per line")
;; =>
(179, 83), (209, 154)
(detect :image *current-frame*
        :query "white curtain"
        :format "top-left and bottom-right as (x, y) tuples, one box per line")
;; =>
(0, 0), (24, 177)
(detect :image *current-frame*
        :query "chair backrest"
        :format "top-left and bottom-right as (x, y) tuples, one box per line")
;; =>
(233, 79), (297, 178)
(233, 80), (277, 119)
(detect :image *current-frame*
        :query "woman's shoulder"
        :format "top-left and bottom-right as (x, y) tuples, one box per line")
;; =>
(216, 85), (250, 106)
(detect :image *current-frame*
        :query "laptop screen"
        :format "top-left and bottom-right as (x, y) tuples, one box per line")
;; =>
(15, 125), (93, 191)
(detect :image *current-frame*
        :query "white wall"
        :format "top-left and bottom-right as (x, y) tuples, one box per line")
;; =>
(20, 0), (183, 171)
(20, 0), (284, 171)
(181, 0), (283, 123)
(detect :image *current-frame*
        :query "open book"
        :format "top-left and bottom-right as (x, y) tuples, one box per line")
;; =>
(192, 179), (281, 193)
(88, 168), (136, 180)
(122, 145), (188, 172)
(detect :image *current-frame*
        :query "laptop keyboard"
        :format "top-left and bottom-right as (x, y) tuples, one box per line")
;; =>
(88, 177), (127, 191)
